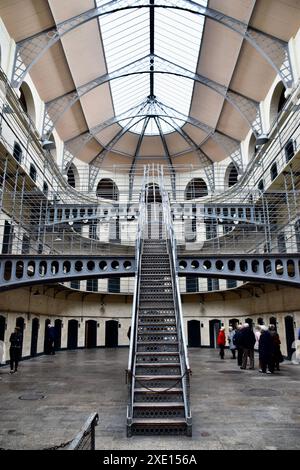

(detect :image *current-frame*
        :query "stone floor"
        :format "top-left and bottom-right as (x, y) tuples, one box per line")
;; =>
(0, 348), (299, 450)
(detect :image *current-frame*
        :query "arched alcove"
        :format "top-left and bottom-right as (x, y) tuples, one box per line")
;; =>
(66, 163), (80, 189)
(225, 162), (239, 188)
(96, 178), (119, 200)
(185, 178), (208, 200)
(269, 82), (287, 125)
(19, 82), (36, 123)
(248, 133), (258, 161)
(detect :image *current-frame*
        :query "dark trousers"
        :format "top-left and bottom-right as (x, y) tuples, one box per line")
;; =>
(9, 347), (20, 371)
(237, 348), (243, 366)
(46, 339), (55, 355)
(219, 345), (225, 359)
(260, 358), (272, 373)
(242, 348), (254, 369)
(230, 349), (236, 359)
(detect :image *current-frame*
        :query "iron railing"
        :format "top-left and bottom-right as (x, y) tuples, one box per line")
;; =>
(66, 412), (99, 450)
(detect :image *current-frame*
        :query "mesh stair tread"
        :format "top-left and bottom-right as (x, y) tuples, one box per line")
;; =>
(132, 418), (186, 425)
(134, 375), (182, 380)
(136, 362), (180, 367)
(136, 341), (179, 345)
(134, 387), (183, 393)
(136, 352), (179, 355)
(133, 402), (184, 408)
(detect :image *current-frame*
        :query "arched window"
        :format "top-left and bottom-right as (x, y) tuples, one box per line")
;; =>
(185, 178), (208, 200)
(145, 183), (161, 203)
(269, 82), (287, 124)
(19, 82), (36, 123)
(29, 164), (37, 182)
(248, 133), (258, 161)
(65, 163), (79, 189)
(13, 142), (22, 163)
(225, 163), (239, 188)
(96, 178), (119, 200)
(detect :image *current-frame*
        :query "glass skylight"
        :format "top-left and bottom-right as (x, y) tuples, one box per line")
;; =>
(97, 1), (207, 135)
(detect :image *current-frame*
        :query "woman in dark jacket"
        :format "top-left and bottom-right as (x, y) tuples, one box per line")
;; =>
(9, 327), (22, 374)
(258, 326), (274, 374)
(269, 325), (282, 371)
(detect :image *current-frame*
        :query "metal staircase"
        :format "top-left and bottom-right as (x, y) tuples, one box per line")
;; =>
(126, 166), (192, 436)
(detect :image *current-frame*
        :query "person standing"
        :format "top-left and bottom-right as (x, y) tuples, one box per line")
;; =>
(227, 326), (236, 359)
(9, 326), (22, 374)
(259, 325), (274, 374)
(45, 324), (56, 355)
(240, 322), (256, 370)
(269, 324), (282, 371)
(234, 324), (244, 367)
(217, 327), (226, 360)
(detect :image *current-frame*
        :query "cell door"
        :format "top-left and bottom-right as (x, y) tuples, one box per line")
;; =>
(188, 320), (201, 347)
(285, 315), (295, 360)
(105, 320), (118, 348)
(67, 320), (78, 350)
(16, 317), (25, 356)
(209, 319), (221, 348)
(85, 320), (97, 348)
(54, 319), (62, 350)
(30, 318), (39, 357)
(0, 315), (5, 341)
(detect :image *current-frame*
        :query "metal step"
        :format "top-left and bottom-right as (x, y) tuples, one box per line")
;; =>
(137, 343), (179, 353)
(138, 325), (177, 333)
(133, 403), (185, 418)
(138, 317), (176, 324)
(135, 365), (181, 376)
(134, 389), (184, 403)
(129, 418), (187, 436)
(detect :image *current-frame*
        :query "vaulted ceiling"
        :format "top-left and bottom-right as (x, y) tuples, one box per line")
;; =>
(1, 0), (300, 169)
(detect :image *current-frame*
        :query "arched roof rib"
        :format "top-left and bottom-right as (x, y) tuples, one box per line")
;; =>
(42, 54), (262, 138)
(11, 1), (292, 89)
(1, 0), (298, 170)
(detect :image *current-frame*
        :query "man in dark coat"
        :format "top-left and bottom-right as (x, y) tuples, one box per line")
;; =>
(240, 322), (256, 369)
(9, 326), (22, 373)
(46, 324), (56, 355)
(259, 326), (274, 373)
